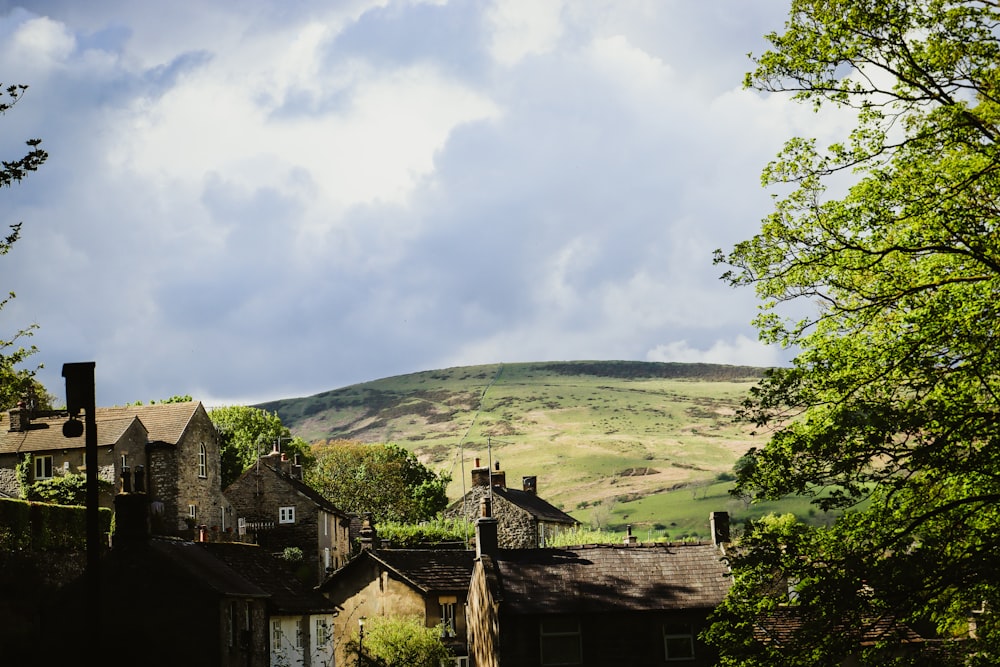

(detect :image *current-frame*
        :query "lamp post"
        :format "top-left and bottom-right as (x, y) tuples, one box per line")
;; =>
(357, 617), (366, 667)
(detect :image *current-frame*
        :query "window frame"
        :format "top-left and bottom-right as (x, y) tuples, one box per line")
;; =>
(663, 622), (696, 661)
(34, 455), (53, 480)
(198, 443), (207, 478)
(279, 506), (296, 524)
(539, 617), (582, 666)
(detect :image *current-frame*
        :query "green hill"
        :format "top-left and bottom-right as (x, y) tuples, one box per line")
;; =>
(258, 361), (824, 540)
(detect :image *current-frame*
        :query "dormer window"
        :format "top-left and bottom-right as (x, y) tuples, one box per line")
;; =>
(198, 443), (207, 478)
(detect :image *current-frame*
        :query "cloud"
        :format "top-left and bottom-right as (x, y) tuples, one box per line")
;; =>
(0, 1), (808, 408)
(646, 336), (784, 368)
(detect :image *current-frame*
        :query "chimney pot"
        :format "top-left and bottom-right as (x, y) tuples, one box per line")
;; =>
(522, 476), (537, 495)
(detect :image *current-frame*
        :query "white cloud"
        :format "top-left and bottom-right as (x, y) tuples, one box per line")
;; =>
(646, 336), (783, 368)
(486, 0), (565, 66)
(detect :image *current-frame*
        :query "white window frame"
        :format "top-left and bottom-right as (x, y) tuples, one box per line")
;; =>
(440, 601), (457, 637)
(279, 506), (295, 524)
(663, 623), (696, 661)
(34, 455), (53, 480)
(316, 618), (331, 646)
(198, 443), (207, 478)
(189, 504), (198, 519)
(272, 620), (282, 651)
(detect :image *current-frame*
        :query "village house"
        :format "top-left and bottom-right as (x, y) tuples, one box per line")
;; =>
(447, 459), (578, 548)
(46, 488), (336, 667)
(0, 401), (229, 536)
(465, 503), (732, 667)
(317, 525), (475, 667)
(224, 446), (354, 586)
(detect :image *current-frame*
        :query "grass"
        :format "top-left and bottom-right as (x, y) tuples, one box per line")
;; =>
(257, 361), (837, 534)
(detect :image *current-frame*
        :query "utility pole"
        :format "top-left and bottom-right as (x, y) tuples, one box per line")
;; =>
(62, 362), (98, 663)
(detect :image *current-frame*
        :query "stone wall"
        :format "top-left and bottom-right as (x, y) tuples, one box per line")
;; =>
(450, 485), (539, 549)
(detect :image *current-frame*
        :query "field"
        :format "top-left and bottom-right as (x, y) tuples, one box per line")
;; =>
(259, 361), (826, 541)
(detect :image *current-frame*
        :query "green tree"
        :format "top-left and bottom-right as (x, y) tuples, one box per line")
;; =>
(207, 405), (314, 488)
(307, 441), (450, 523)
(347, 616), (451, 667)
(708, 2), (1000, 664)
(0, 84), (48, 411)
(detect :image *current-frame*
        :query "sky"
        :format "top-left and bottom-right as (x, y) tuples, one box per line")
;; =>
(0, 0), (838, 409)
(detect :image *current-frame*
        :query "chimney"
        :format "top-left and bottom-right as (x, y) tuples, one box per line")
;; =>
(7, 403), (29, 432)
(475, 497), (498, 558)
(623, 524), (638, 546)
(359, 512), (379, 551)
(522, 476), (537, 495)
(471, 458), (491, 487)
(492, 460), (506, 490)
(711, 511), (730, 547)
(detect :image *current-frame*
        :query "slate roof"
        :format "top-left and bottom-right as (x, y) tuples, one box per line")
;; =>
(0, 413), (145, 454)
(493, 486), (578, 525)
(319, 548), (475, 595)
(488, 543), (731, 614)
(202, 541), (336, 614)
(97, 402), (202, 447)
(753, 607), (925, 648)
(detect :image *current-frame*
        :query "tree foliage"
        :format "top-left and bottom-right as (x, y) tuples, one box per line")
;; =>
(207, 405), (313, 488)
(708, 1), (1000, 664)
(307, 441), (450, 523)
(0, 84), (48, 411)
(347, 616), (451, 667)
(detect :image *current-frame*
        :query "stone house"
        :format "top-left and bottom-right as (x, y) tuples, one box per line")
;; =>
(225, 448), (353, 586)
(46, 490), (336, 667)
(447, 459), (578, 548)
(465, 508), (732, 667)
(0, 401), (228, 536)
(317, 543), (475, 667)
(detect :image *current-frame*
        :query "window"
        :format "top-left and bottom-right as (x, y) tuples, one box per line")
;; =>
(198, 443), (207, 478)
(316, 619), (331, 646)
(540, 617), (581, 665)
(440, 600), (457, 637)
(279, 506), (295, 524)
(34, 455), (53, 480)
(272, 620), (282, 650)
(295, 617), (304, 648)
(189, 504), (198, 519)
(663, 623), (695, 661)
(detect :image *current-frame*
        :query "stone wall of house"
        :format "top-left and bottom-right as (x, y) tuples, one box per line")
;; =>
(148, 445), (180, 532)
(166, 404), (227, 534)
(451, 485), (538, 549)
(225, 455), (351, 586)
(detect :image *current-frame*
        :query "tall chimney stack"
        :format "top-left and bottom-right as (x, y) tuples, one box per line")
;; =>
(475, 497), (498, 558)
(711, 511), (730, 547)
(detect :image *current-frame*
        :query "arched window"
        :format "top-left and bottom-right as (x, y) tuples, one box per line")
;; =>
(198, 443), (207, 478)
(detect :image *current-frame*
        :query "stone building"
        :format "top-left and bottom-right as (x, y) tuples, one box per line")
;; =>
(0, 401), (228, 536)
(446, 459), (578, 548)
(225, 448), (353, 586)
(465, 510), (733, 667)
(317, 543), (475, 667)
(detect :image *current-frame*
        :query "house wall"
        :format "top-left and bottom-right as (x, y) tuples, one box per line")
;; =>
(148, 404), (226, 535)
(495, 610), (719, 667)
(225, 456), (352, 586)
(322, 559), (429, 667)
(269, 613), (336, 667)
(467, 559), (500, 667)
(453, 485), (539, 548)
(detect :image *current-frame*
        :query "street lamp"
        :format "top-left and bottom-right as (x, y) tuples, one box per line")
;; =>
(358, 616), (365, 667)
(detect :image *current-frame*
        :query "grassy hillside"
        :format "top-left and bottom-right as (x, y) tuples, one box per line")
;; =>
(259, 361), (826, 540)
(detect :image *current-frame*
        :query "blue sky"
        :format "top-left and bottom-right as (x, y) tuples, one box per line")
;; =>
(0, 1), (831, 408)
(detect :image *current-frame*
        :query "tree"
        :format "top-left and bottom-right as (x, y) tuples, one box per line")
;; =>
(345, 616), (451, 667)
(307, 441), (450, 524)
(0, 84), (48, 411)
(707, 1), (1000, 664)
(207, 405), (314, 488)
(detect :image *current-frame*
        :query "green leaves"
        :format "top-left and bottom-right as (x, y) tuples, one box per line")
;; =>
(306, 441), (450, 524)
(208, 405), (314, 488)
(712, 1), (1000, 663)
